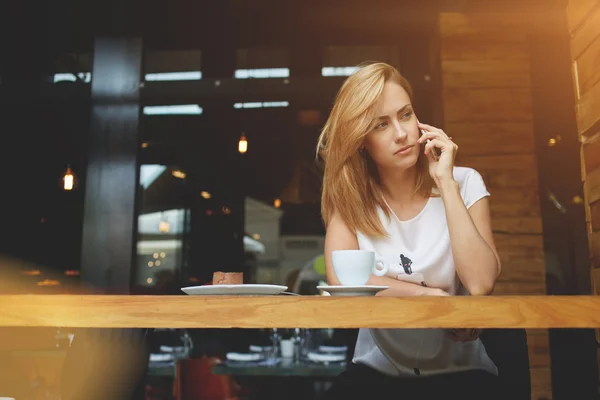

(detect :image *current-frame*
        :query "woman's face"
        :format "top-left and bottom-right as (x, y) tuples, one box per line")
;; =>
(363, 81), (421, 172)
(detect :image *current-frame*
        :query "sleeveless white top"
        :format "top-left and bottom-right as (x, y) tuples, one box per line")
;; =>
(352, 166), (498, 377)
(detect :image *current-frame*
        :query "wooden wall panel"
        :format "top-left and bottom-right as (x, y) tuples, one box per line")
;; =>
(583, 138), (600, 173)
(567, 0), (599, 32)
(446, 122), (535, 155)
(439, 11), (550, 399)
(577, 75), (600, 132)
(574, 28), (600, 96)
(569, 0), (600, 348)
(570, 3), (600, 59)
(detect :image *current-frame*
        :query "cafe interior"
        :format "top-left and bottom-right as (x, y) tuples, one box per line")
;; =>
(1, 0), (600, 399)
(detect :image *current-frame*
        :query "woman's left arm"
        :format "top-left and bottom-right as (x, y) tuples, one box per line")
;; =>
(418, 122), (501, 296)
(437, 179), (501, 296)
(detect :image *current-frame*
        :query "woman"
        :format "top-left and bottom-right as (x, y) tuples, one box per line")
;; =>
(317, 62), (502, 399)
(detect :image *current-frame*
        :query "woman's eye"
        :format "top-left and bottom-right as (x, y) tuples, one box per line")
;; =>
(376, 122), (388, 129)
(401, 111), (413, 120)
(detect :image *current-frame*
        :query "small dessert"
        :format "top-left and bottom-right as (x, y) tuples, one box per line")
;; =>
(212, 271), (243, 285)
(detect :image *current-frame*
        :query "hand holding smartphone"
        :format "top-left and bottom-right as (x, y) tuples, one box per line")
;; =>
(417, 119), (439, 161)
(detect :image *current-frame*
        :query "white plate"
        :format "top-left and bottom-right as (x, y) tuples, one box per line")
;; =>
(226, 352), (264, 362)
(149, 353), (174, 362)
(307, 352), (346, 363)
(316, 285), (389, 296)
(181, 284), (288, 296)
(249, 345), (273, 353)
(319, 345), (348, 353)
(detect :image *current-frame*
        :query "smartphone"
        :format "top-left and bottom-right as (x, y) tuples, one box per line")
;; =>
(418, 120), (439, 161)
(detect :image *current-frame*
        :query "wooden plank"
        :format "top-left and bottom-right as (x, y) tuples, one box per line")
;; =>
(490, 202), (541, 218)
(574, 32), (600, 96)
(442, 59), (531, 88)
(443, 89), (533, 122)
(568, 0), (600, 33)
(584, 166), (600, 204)
(498, 257), (545, 277)
(496, 234), (545, 282)
(590, 231), (600, 268)
(442, 39), (529, 62)
(570, 4), (600, 59)
(497, 262), (545, 282)
(494, 233), (544, 249)
(592, 267), (600, 294)
(590, 201), (600, 231)
(493, 281), (546, 295)
(460, 154), (539, 189)
(489, 188), (540, 208)
(530, 366), (553, 400)
(577, 79), (600, 133)
(2, 295), (600, 329)
(527, 331), (551, 368)
(439, 12), (527, 41)
(460, 154), (537, 172)
(446, 122), (535, 156)
(492, 217), (544, 234)
(440, 36), (529, 65)
(583, 134), (600, 172)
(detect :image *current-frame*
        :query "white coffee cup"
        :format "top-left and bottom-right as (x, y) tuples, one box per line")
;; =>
(331, 250), (389, 285)
(280, 339), (294, 358)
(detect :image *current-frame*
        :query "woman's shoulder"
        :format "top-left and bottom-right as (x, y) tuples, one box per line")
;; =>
(451, 166), (490, 207)
(451, 166), (482, 186)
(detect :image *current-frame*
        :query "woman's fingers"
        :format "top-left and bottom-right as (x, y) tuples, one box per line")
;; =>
(418, 123), (449, 138)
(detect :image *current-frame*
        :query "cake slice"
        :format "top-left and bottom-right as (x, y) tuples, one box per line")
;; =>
(212, 271), (243, 285)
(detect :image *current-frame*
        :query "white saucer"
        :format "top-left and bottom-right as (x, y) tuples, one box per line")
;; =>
(226, 352), (264, 362)
(316, 285), (389, 296)
(319, 345), (348, 353)
(182, 284), (288, 296)
(307, 352), (346, 363)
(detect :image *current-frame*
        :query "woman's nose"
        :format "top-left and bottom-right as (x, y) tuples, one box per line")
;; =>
(393, 125), (408, 141)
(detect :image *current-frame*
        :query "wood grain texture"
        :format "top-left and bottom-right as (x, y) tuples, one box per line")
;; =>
(440, 11), (549, 396)
(460, 154), (539, 189)
(441, 39), (529, 62)
(493, 281), (546, 295)
(591, 231), (600, 268)
(530, 366), (553, 400)
(442, 59), (531, 88)
(577, 78), (600, 133)
(584, 166), (600, 204)
(570, 4), (600, 59)
(574, 31), (600, 96)
(592, 267), (600, 294)
(443, 88), (533, 123)
(568, 0), (599, 33)
(1, 295), (599, 329)
(590, 201), (600, 232)
(492, 217), (544, 235)
(527, 331), (551, 368)
(583, 135), (600, 173)
(447, 122), (535, 156)
(439, 12), (527, 41)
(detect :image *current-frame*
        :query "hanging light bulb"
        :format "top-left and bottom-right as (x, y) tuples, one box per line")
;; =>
(62, 165), (76, 191)
(238, 134), (248, 154)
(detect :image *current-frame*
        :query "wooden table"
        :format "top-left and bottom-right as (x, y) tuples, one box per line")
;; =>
(1, 295), (600, 328)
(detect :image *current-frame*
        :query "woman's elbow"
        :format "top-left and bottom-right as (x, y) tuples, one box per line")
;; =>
(468, 281), (495, 296)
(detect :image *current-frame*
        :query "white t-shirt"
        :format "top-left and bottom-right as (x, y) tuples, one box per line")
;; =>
(352, 166), (498, 377)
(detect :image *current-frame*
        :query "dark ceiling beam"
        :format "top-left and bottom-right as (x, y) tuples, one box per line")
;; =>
(140, 77), (344, 108)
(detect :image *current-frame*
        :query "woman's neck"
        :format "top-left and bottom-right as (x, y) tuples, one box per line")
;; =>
(378, 166), (419, 204)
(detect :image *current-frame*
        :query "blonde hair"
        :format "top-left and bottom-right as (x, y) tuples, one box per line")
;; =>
(317, 62), (434, 238)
